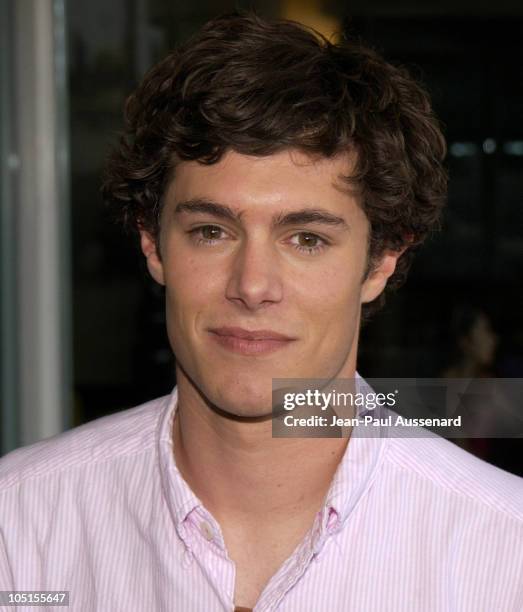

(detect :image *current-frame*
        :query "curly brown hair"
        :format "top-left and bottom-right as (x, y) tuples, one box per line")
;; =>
(102, 12), (447, 319)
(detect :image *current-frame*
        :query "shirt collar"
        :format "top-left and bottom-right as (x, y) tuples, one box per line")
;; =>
(157, 374), (389, 535)
(157, 386), (202, 529)
(323, 374), (389, 527)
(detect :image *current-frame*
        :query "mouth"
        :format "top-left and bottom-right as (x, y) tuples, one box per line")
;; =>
(208, 326), (296, 356)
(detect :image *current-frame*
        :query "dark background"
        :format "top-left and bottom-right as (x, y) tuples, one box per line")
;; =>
(68, 0), (523, 475)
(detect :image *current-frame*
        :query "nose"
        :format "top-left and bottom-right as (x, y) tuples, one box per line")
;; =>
(225, 237), (283, 311)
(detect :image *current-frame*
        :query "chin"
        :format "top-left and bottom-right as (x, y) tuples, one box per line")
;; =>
(208, 378), (274, 419)
(221, 404), (273, 420)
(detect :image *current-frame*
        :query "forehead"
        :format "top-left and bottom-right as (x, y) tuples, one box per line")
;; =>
(163, 149), (363, 218)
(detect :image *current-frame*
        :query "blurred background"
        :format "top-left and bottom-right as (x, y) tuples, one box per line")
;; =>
(1, 0), (522, 475)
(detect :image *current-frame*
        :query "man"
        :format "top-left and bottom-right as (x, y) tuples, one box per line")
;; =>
(1, 12), (522, 612)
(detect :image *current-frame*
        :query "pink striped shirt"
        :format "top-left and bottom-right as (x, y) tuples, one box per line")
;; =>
(1, 384), (522, 611)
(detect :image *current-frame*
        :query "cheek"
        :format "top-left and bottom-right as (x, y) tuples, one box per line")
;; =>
(294, 265), (363, 335)
(163, 243), (223, 301)
(163, 251), (235, 354)
(162, 254), (211, 334)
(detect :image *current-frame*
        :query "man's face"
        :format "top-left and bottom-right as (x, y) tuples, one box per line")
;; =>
(141, 150), (399, 417)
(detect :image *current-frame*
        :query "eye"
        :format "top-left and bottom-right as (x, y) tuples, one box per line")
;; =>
(289, 232), (327, 255)
(188, 224), (229, 245)
(200, 225), (223, 240)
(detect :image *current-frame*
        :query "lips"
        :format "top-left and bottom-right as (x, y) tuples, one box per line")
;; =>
(208, 326), (296, 355)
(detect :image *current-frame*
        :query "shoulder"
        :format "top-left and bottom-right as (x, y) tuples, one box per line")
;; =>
(0, 392), (172, 494)
(384, 432), (523, 525)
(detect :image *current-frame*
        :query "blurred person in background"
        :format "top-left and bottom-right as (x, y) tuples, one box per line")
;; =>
(442, 304), (499, 379)
(1, 12), (522, 612)
(442, 304), (523, 476)
(441, 304), (499, 459)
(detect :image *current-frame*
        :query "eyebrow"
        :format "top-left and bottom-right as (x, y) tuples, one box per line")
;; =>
(174, 198), (350, 230)
(174, 199), (241, 222)
(272, 209), (349, 230)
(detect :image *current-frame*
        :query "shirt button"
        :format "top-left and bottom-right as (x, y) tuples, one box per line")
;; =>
(182, 550), (193, 568)
(200, 521), (214, 541)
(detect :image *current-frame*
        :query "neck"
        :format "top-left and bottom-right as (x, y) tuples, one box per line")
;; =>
(172, 370), (351, 526)
(447, 357), (487, 378)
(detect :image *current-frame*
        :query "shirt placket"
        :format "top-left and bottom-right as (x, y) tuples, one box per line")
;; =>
(254, 507), (339, 612)
(182, 507), (237, 610)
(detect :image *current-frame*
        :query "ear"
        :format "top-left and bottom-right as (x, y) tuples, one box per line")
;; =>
(139, 229), (165, 286)
(360, 247), (407, 304)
